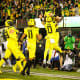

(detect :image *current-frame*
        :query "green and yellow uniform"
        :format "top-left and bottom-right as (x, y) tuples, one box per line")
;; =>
(44, 17), (62, 64)
(21, 19), (40, 75)
(24, 27), (39, 59)
(0, 20), (25, 73)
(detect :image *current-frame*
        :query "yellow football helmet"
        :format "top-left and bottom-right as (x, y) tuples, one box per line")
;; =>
(28, 19), (35, 26)
(46, 17), (52, 22)
(5, 20), (13, 27)
(45, 11), (52, 17)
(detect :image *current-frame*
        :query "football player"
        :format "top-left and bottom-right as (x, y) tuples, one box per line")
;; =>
(20, 19), (42, 75)
(43, 16), (63, 66)
(0, 20), (25, 73)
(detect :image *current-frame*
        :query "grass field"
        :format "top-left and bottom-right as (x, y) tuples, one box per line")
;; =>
(0, 66), (80, 80)
(0, 72), (76, 80)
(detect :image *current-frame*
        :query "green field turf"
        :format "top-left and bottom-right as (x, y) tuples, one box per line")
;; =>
(0, 66), (80, 80)
(0, 72), (77, 80)
(31, 67), (80, 77)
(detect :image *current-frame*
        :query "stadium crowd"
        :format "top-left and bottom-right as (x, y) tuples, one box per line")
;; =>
(0, 0), (80, 26)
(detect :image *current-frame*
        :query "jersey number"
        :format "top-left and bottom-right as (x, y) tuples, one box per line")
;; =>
(28, 30), (33, 39)
(47, 26), (52, 33)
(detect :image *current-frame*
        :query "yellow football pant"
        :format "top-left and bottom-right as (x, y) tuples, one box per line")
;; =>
(44, 38), (54, 60)
(0, 39), (25, 72)
(44, 39), (62, 61)
(27, 41), (36, 60)
(44, 33), (62, 61)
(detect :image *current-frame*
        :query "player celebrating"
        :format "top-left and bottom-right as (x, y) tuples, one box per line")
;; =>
(0, 19), (25, 73)
(20, 19), (41, 75)
(43, 16), (63, 66)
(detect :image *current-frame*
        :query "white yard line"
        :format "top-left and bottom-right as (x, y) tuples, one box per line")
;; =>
(1, 70), (80, 80)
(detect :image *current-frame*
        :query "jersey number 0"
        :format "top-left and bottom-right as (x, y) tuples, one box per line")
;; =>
(47, 25), (52, 33)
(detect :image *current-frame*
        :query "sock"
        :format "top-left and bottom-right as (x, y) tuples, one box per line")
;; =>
(16, 61), (23, 72)
(22, 62), (28, 73)
(0, 59), (5, 73)
(0, 59), (5, 67)
(27, 60), (32, 75)
(13, 64), (17, 72)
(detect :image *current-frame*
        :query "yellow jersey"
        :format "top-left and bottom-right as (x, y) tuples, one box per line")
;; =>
(6, 26), (19, 41)
(24, 27), (39, 42)
(45, 22), (58, 35)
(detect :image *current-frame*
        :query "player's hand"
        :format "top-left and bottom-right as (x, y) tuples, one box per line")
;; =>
(19, 41), (22, 45)
(37, 34), (42, 40)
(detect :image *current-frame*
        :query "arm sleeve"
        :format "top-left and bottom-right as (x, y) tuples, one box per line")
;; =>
(71, 37), (75, 43)
(64, 36), (68, 42)
(24, 28), (27, 35)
